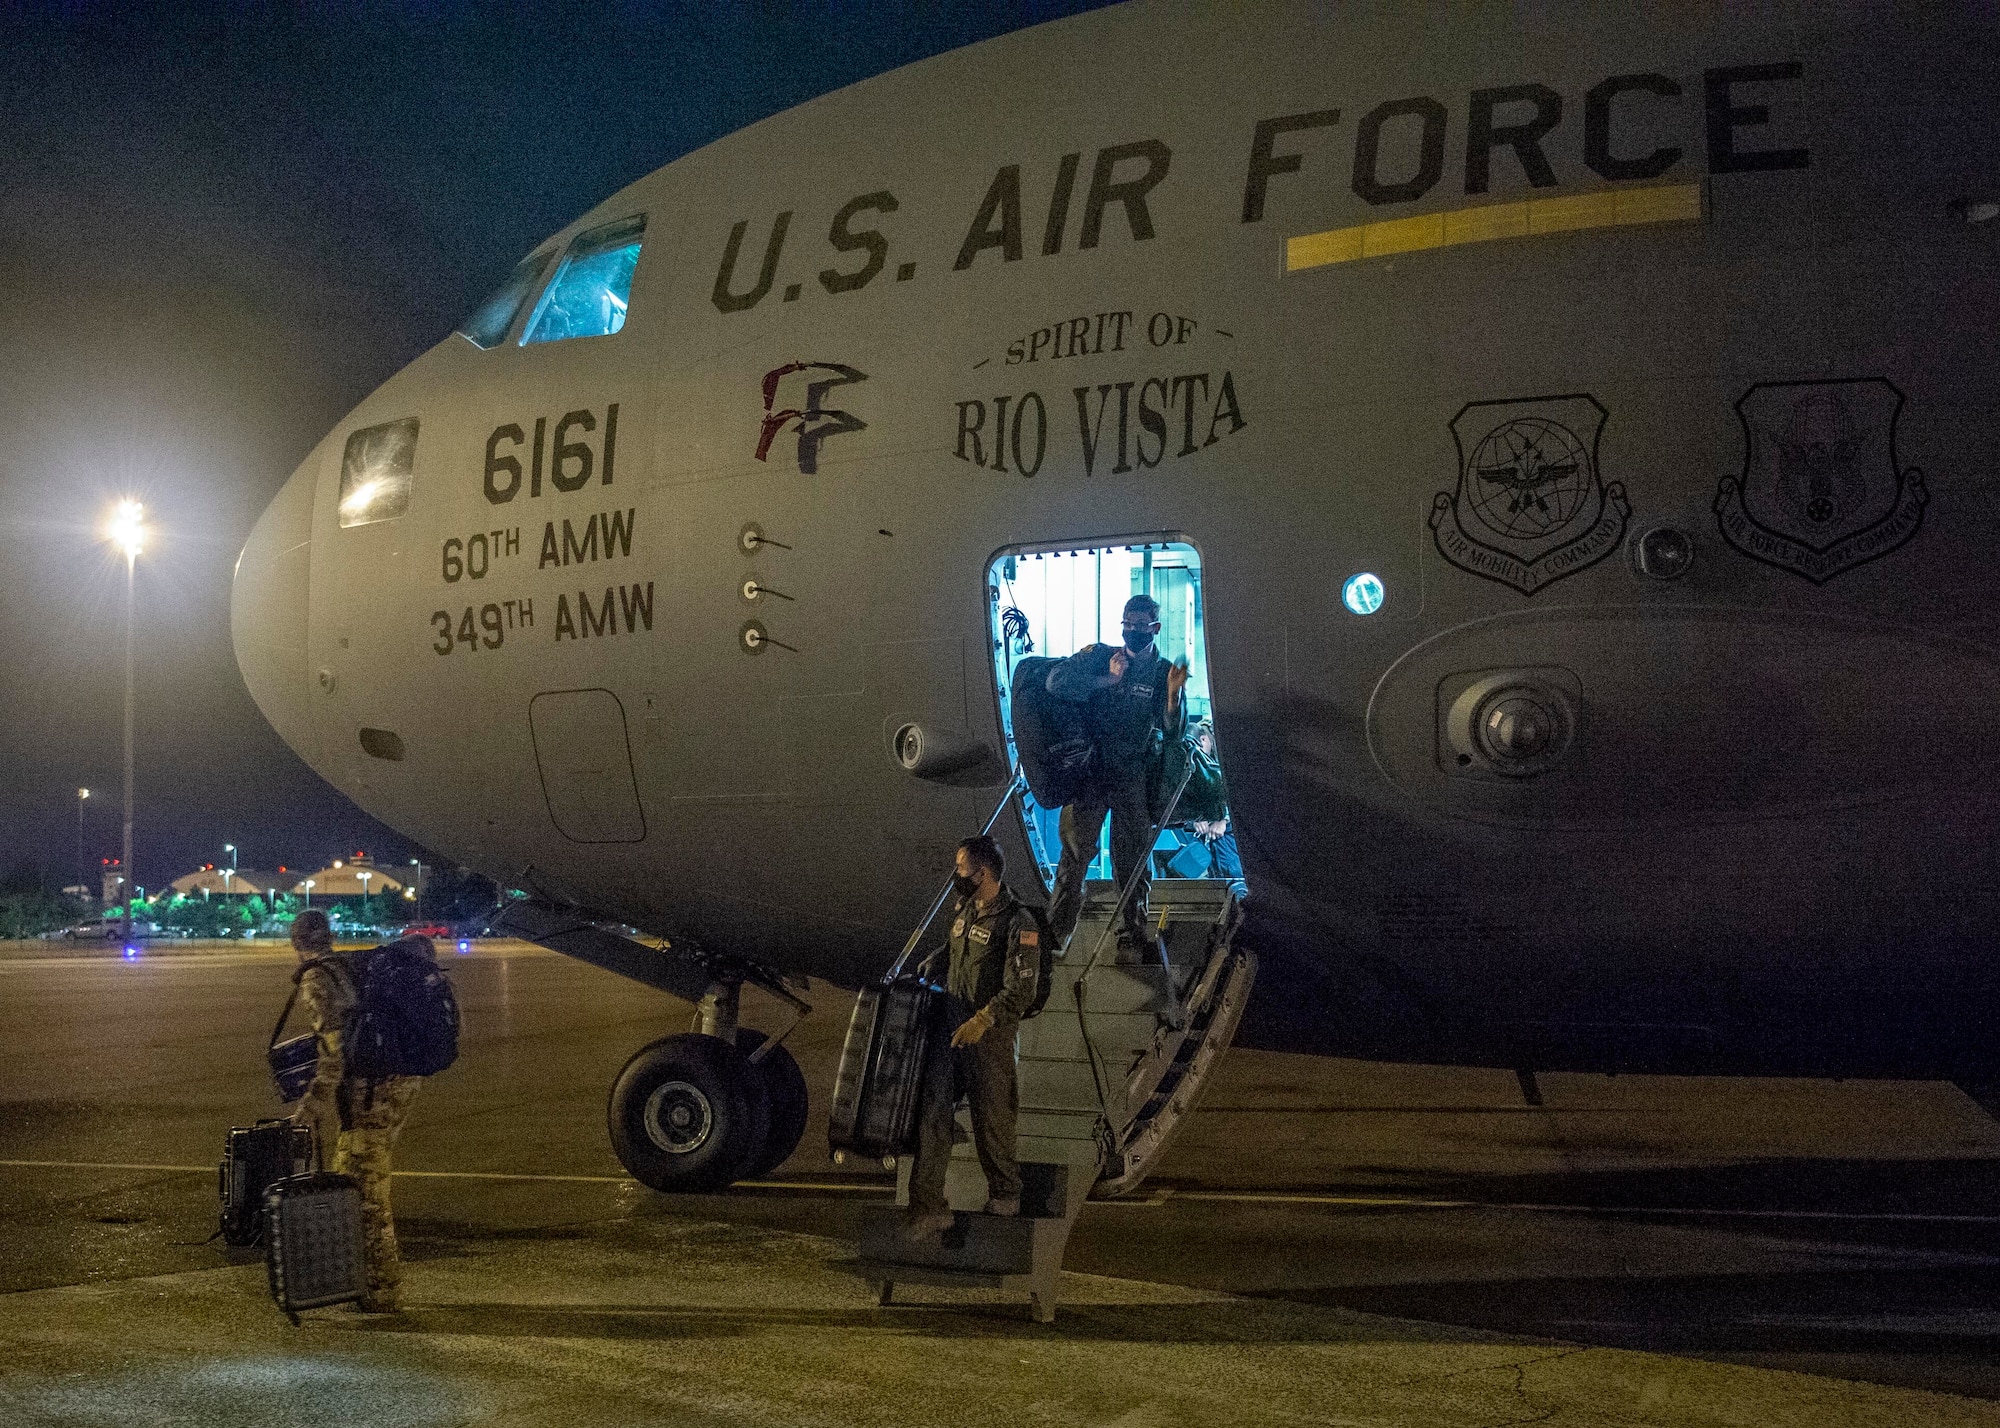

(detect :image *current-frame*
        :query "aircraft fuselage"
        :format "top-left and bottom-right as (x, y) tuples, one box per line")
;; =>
(233, 2), (2000, 1081)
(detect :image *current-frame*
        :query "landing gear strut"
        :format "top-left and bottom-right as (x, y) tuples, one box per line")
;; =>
(489, 894), (811, 1193)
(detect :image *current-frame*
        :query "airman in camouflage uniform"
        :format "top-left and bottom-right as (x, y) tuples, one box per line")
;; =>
(289, 910), (422, 1312)
(907, 835), (1042, 1236)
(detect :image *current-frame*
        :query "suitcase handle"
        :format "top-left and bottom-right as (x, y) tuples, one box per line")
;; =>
(887, 771), (1022, 979)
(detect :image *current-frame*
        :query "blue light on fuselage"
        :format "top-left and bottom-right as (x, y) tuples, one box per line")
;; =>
(1343, 572), (1385, 615)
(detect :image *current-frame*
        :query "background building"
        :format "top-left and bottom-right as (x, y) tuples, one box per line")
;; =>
(168, 867), (283, 897)
(290, 854), (406, 900)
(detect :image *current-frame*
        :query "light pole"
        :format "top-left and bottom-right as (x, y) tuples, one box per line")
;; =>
(222, 843), (236, 896)
(106, 501), (145, 951)
(358, 869), (373, 927)
(410, 859), (424, 918)
(301, 878), (315, 912)
(75, 789), (89, 898)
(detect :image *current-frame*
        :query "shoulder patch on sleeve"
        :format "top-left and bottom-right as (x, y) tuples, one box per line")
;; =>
(1018, 928), (1039, 946)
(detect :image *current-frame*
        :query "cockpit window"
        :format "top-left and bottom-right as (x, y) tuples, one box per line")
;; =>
(457, 249), (555, 350)
(338, 418), (419, 528)
(522, 214), (645, 345)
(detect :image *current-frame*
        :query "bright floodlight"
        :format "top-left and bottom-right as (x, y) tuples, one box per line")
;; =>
(78, 788), (89, 799)
(107, 499), (146, 558)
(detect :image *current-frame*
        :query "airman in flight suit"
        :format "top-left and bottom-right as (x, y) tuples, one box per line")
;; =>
(1046, 593), (1188, 955)
(907, 835), (1042, 1236)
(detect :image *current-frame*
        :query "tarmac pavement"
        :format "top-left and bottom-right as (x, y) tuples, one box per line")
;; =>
(4, 938), (2000, 1424)
(5, 1211), (1998, 1428)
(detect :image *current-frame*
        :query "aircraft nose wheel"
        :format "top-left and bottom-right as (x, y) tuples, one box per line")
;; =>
(641, 1080), (714, 1155)
(608, 1033), (771, 1191)
(736, 1029), (810, 1179)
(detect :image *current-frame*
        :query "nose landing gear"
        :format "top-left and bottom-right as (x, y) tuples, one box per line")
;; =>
(491, 894), (811, 1192)
(611, 1032), (770, 1190)
(606, 979), (813, 1192)
(736, 1028), (812, 1180)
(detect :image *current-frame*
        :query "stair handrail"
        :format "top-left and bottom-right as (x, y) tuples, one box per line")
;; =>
(887, 770), (1026, 980)
(1070, 756), (1198, 1116)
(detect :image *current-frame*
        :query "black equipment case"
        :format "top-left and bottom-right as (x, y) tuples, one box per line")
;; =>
(828, 973), (945, 1162)
(217, 1119), (314, 1247)
(263, 1171), (367, 1322)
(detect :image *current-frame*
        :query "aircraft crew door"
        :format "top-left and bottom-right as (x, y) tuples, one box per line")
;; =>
(981, 536), (1254, 1203)
(985, 538), (1236, 893)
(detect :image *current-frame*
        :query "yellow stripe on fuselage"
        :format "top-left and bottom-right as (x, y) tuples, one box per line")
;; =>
(1285, 181), (1703, 272)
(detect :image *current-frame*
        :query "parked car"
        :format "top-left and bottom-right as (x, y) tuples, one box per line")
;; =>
(61, 919), (159, 940)
(396, 923), (455, 939)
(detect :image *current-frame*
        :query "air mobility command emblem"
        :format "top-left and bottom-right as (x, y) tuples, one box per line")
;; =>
(1713, 378), (1926, 584)
(1430, 394), (1628, 595)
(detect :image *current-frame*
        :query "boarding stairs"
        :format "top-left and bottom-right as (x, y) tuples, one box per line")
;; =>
(850, 775), (1256, 1321)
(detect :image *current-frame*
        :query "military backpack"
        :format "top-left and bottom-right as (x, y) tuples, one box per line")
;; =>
(1018, 901), (1059, 1018)
(341, 935), (460, 1079)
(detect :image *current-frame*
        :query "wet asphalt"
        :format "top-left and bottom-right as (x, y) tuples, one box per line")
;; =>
(5, 939), (2000, 1409)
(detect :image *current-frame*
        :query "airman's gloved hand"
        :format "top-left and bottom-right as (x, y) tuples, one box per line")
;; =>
(951, 1006), (995, 1047)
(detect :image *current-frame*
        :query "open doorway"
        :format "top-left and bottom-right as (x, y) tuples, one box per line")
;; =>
(986, 537), (1236, 893)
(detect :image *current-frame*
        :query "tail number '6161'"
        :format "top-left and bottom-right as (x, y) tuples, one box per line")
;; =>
(484, 405), (619, 505)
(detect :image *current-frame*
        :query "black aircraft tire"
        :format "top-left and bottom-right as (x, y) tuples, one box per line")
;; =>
(607, 1033), (772, 1192)
(736, 1029), (810, 1179)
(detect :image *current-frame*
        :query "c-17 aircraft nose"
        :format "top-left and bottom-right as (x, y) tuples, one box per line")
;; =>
(232, 455), (317, 755)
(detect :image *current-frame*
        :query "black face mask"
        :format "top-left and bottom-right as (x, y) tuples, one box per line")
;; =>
(1121, 627), (1154, 653)
(951, 873), (980, 898)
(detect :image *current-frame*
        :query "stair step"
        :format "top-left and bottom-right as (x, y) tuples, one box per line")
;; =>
(1042, 966), (1180, 1017)
(857, 1203), (1069, 1276)
(1016, 1122), (1103, 1155)
(1018, 1059), (1111, 1113)
(1020, 1010), (1161, 1060)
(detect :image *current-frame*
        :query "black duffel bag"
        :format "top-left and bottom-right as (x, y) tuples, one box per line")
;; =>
(1009, 653), (1098, 808)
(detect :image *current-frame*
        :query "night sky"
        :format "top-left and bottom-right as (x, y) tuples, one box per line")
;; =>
(0, 0), (1111, 892)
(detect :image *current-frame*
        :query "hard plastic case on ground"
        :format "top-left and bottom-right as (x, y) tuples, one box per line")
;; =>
(217, 1118), (314, 1247)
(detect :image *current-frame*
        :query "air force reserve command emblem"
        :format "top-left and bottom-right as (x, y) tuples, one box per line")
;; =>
(1430, 394), (1628, 596)
(756, 361), (868, 475)
(1713, 378), (1926, 583)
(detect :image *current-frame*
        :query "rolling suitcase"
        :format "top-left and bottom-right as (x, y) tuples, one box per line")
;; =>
(217, 1118), (314, 1247)
(263, 1171), (367, 1322)
(828, 973), (945, 1163)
